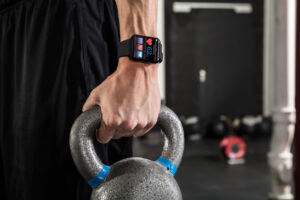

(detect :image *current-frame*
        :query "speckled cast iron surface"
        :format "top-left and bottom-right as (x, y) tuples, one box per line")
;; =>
(70, 105), (184, 200)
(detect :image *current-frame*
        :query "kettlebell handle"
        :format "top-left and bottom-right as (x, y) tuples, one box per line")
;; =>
(70, 105), (184, 187)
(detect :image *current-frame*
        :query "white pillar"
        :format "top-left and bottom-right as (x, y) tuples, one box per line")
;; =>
(267, 0), (296, 199)
(158, 0), (166, 101)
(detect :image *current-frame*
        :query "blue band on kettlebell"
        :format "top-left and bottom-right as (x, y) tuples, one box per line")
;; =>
(87, 165), (110, 188)
(157, 157), (177, 176)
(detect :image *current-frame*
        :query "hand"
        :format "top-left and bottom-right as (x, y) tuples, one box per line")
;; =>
(82, 57), (161, 144)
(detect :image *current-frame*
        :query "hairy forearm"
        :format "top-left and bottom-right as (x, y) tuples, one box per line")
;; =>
(115, 0), (158, 41)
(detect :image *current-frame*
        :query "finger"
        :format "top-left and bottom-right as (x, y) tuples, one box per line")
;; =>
(112, 123), (152, 139)
(112, 126), (136, 140)
(112, 131), (128, 140)
(120, 120), (148, 138)
(82, 90), (99, 112)
(113, 126), (145, 139)
(113, 117), (137, 139)
(111, 126), (127, 140)
(96, 121), (115, 144)
(131, 120), (148, 137)
(132, 129), (147, 137)
(98, 113), (123, 143)
(134, 118), (157, 137)
(144, 119), (157, 133)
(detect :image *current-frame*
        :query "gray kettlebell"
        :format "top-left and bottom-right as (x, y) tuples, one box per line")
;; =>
(70, 105), (184, 200)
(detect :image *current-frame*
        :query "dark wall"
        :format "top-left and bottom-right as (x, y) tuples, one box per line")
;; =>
(165, 0), (264, 120)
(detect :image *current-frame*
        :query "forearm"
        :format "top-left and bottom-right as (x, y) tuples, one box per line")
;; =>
(115, 0), (158, 41)
(115, 0), (159, 74)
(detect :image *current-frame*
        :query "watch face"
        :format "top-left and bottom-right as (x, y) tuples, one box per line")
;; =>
(133, 35), (159, 62)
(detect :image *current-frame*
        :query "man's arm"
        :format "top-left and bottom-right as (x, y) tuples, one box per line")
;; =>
(82, 0), (160, 143)
(116, 0), (158, 40)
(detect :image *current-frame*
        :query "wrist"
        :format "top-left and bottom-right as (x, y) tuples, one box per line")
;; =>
(116, 57), (159, 78)
(121, 31), (157, 42)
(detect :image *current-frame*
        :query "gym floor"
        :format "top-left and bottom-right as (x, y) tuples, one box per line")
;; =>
(133, 131), (270, 200)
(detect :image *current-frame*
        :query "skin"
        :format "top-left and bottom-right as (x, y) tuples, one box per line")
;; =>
(82, 0), (160, 144)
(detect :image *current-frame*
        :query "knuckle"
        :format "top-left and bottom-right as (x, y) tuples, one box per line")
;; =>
(106, 116), (122, 127)
(111, 120), (120, 127)
(122, 119), (136, 131)
(148, 119), (157, 128)
(105, 122), (113, 128)
(90, 89), (97, 97)
(136, 121), (147, 129)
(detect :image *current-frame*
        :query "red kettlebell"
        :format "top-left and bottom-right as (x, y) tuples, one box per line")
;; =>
(219, 136), (246, 160)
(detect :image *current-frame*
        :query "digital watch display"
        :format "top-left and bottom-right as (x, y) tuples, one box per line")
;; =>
(118, 35), (163, 63)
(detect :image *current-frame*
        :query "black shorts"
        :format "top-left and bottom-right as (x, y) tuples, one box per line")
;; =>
(0, 0), (132, 199)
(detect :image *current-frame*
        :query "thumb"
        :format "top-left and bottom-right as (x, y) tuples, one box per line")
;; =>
(82, 90), (100, 112)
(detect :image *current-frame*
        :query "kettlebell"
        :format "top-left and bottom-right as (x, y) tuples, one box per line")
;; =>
(70, 105), (184, 200)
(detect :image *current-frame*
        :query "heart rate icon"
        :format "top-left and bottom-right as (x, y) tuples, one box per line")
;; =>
(146, 38), (153, 46)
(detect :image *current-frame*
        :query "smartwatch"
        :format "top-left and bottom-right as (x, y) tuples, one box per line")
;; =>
(118, 35), (163, 63)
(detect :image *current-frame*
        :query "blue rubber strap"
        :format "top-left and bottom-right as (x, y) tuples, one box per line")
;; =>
(87, 165), (110, 188)
(157, 157), (177, 176)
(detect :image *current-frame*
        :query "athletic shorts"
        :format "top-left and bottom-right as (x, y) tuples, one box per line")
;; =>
(0, 0), (132, 199)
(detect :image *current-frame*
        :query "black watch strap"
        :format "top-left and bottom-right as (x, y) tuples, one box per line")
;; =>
(158, 42), (163, 62)
(118, 39), (133, 58)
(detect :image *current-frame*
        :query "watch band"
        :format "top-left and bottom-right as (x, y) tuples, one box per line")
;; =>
(118, 39), (133, 58)
(158, 42), (163, 62)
